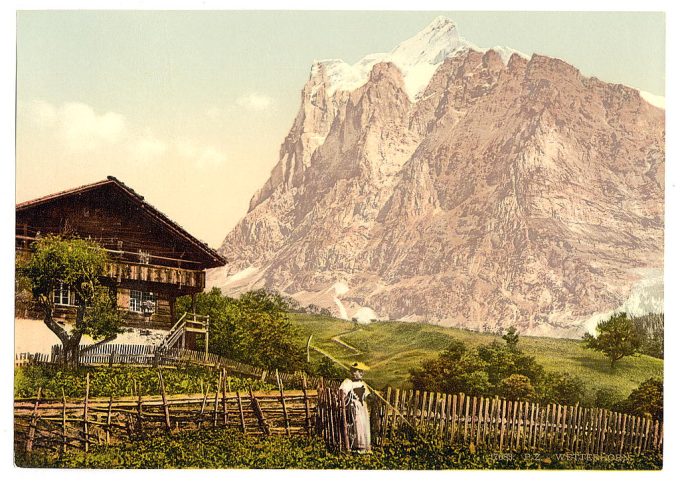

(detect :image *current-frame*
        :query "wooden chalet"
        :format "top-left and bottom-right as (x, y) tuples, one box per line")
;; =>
(16, 176), (226, 347)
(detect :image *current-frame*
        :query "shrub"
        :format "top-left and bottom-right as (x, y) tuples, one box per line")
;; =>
(536, 372), (586, 406)
(616, 378), (663, 421)
(499, 374), (536, 401)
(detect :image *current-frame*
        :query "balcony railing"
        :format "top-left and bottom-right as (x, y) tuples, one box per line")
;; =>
(105, 261), (205, 289)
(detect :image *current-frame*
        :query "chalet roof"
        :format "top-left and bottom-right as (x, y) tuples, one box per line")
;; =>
(16, 176), (226, 268)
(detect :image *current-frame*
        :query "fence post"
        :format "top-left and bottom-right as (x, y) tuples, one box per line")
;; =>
(213, 374), (220, 428)
(25, 387), (42, 454)
(221, 369), (229, 426)
(338, 388), (350, 452)
(135, 382), (143, 435)
(499, 399), (507, 451)
(389, 388), (400, 439)
(83, 374), (90, 452)
(61, 388), (67, 453)
(158, 371), (172, 433)
(302, 374), (311, 436)
(199, 383), (210, 429)
(249, 388), (270, 436)
(236, 390), (247, 433)
(106, 395), (113, 444)
(275, 370), (291, 436)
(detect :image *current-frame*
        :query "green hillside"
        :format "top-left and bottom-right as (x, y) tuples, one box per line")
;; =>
(291, 313), (663, 401)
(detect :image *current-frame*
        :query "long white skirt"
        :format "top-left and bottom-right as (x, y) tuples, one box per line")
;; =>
(348, 400), (371, 451)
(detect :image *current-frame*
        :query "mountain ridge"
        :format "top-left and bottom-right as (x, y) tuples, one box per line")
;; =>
(211, 18), (664, 338)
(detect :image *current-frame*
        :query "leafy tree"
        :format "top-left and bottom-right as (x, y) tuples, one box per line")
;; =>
(582, 313), (642, 367)
(177, 288), (305, 372)
(313, 356), (346, 380)
(536, 372), (586, 405)
(631, 314), (664, 359)
(476, 341), (543, 386)
(410, 340), (480, 394)
(410, 339), (543, 398)
(616, 378), (663, 421)
(502, 326), (520, 348)
(18, 235), (123, 367)
(499, 374), (536, 401)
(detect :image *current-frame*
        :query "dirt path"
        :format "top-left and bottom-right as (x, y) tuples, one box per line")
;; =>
(330, 328), (363, 355)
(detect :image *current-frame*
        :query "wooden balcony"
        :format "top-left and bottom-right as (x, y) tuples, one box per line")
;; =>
(105, 261), (205, 291)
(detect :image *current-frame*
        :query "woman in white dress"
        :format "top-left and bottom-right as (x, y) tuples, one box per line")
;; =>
(339, 362), (371, 452)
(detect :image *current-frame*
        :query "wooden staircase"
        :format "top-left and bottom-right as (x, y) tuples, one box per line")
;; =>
(157, 312), (210, 358)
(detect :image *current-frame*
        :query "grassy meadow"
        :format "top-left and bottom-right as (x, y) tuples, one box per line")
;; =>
(290, 314), (663, 400)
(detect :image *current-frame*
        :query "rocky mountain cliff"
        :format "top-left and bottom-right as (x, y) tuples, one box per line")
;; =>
(211, 17), (664, 337)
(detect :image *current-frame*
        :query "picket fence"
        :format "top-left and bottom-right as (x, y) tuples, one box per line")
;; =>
(364, 387), (663, 454)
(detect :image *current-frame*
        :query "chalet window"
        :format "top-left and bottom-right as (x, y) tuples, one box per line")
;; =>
(52, 283), (82, 306)
(130, 290), (156, 314)
(53, 283), (71, 306)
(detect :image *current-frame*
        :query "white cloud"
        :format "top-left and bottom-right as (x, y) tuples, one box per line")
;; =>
(22, 98), (225, 169)
(176, 139), (227, 168)
(129, 134), (168, 162)
(27, 99), (57, 127)
(235, 92), (274, 112)
(25, 100), (127, 151)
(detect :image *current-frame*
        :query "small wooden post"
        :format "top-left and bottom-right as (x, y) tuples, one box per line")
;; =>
(276, 369), (291, 436)
(529, 403), (537, 450)
(450, 392), (458, 443)
(58, 388), (67, 454)
(470, 395), (478, 443)
(221, 369), (229, 426)
(106, 395), (113, 445)
(249, 388), (270, 436)
(389, 388), (401, 439)
(499, 399), (507, 451)
(25, 387), (42, 454)
(199, 383), (211, 429)
(302, 374), (311, 436)
(109, 348), (116, 367)
(426, 392), (435, 428)
(516, 401), (525, 450)
(158, 371), (172, 433)
(418, 390), (427, 427)
(136, 381), (143, 435)
(236, 390), (247, 433)
(204, 315), (210, 362)
(619, 413), (628, 454)
(213, 375), (221, 428)
(476, 397), (485, 447)
(339, 388), (351, 452)
(383, 387), (393, 433)
(463, 395), (471, 443)
(84, 373), (90, 452)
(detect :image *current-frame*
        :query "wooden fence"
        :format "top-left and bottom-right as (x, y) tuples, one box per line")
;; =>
(362, 387), (663, 454)
(15, 344), (335, 390)
(316, 387), (353, 452)
(15, 370), (318, 455)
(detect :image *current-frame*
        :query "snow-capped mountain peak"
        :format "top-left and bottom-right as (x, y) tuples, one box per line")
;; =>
(389, 15), (470, 66)
(312, 16), (523, 102)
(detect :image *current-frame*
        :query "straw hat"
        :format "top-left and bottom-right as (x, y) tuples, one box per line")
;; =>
(350, 362), (370, 371)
